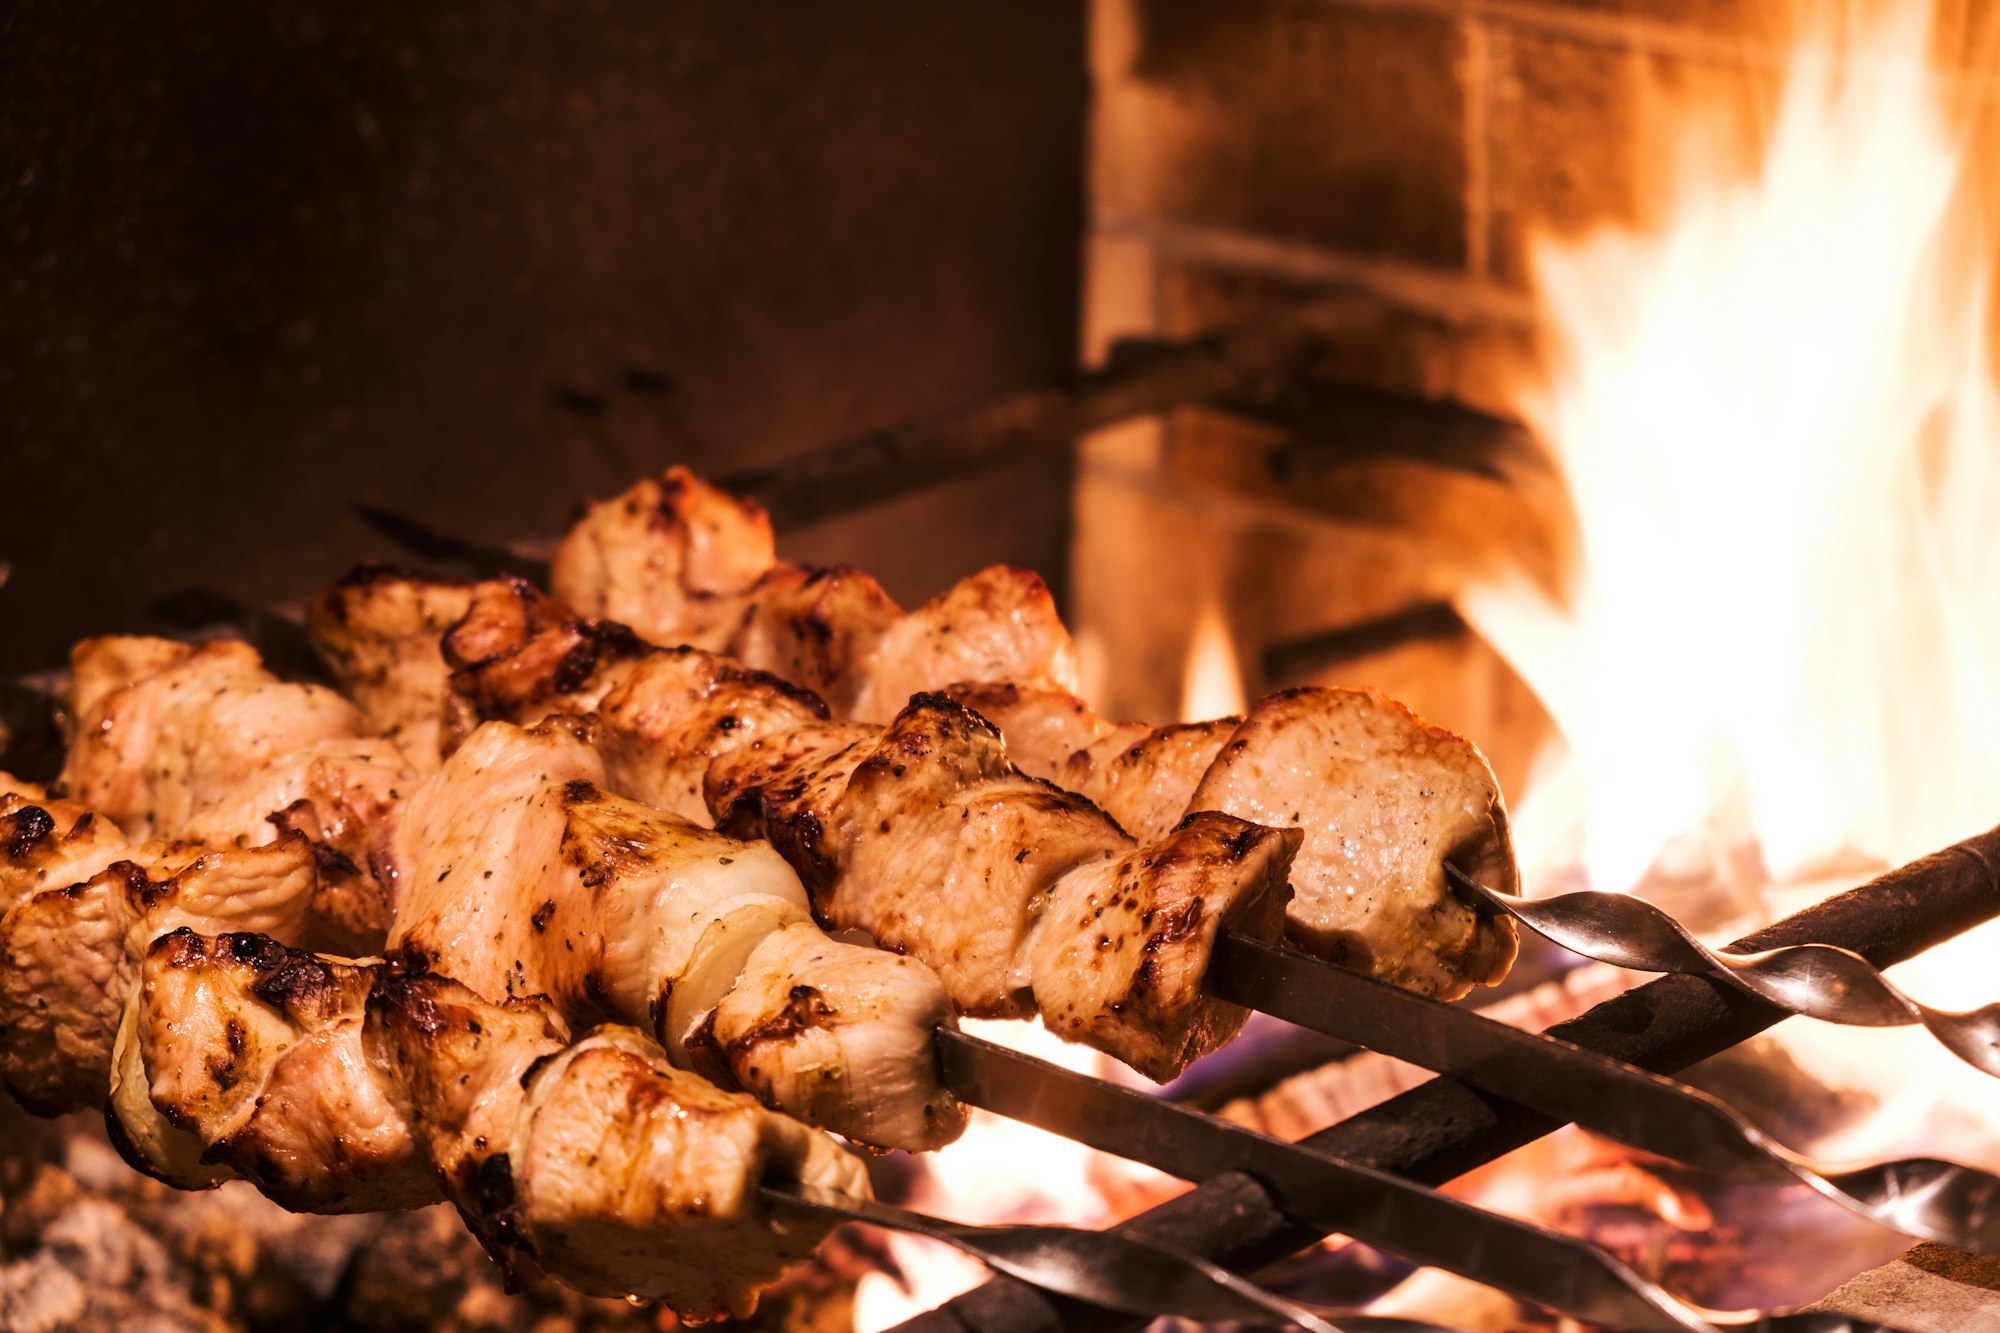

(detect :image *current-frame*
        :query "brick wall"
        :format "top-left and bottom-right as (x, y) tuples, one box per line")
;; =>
(1069, 0), (1861, 790)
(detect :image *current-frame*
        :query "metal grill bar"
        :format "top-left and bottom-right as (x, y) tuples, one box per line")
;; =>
(891, 826), (2000, 1332)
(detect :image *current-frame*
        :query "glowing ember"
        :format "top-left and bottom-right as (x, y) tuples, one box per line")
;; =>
(1460, 0), (2000, 900)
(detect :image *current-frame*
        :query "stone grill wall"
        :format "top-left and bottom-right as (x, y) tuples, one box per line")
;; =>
(1072, 0), (1858, 788)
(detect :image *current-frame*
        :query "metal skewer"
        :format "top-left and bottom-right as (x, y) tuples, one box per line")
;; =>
(1444, 860), (2000, 1078)
(939, 1031), (1926, 1333)
(1203, 928), (2000, 1253)
(761, 1181), (1457, 1332)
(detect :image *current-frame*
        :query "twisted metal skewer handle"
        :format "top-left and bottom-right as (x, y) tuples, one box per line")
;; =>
(761, 1182), (1439, 1332)
(1444, 864), (2000, 1078)
(769, 1181), (1930, 1333)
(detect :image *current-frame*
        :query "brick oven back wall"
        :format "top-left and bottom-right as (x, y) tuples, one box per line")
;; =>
(1070, 0), (1972, 775)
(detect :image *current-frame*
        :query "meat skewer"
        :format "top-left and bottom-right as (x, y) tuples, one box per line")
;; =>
(329, 469), (1522, 1005)
(19, 588), (2000, 1320)
(548, 466), (1512, 996)
(0, 763), (889, 1316)
(387, 714), (972, 1151)
(0, 787), (1353, 1324)
(423, 577), (1511, 1078)
(115, 927), (871, 1318)
(550, 466), (1080, 720)
(5, 681), (887, 1316)
(525, 467), (1521, 997)
(425, 581), (1299, 1080)
(45, 628), (980, 1150)
(59, 635), (416, 945)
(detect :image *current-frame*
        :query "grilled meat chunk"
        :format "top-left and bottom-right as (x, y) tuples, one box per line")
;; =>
(365, 972), (865, 1319)
(309, 565), (477, 772)
(388, 719), (965, 1150)
(942, 682), (1233, 842)
(64, 638), (360, 838)
(509, 1027), (867, 1317)
(121, 929), (431, 1210)
(715, 693), (1299, 1078)
(846, 566), (1080, 723)
(551, 466), (777, 651)
(549, 469), (1078, 718)
(709, 921), (966, 1150)
(1190, 687), (1518, 998)
(67, 635), (198, 723)
(1029, 811), (1295, 1079)
(1, 835), (317, 1114)
(731, 564), (901, 717)
(0, 790), (131, 918)
(61, 637), (414, 938)
(361, 970), (566, 1263)
(443, 577), (647, 727)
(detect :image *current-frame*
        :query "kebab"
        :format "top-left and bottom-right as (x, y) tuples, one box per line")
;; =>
(49, 629), (968, 1149)
(544, 466), (1520, 999)
(72, 612), (1292, 1100)
(329, 475), (1520, 1007)
(550, 465), (1080, 719)
(387, 713), (972, 1151)
(3, 762), (872, 1316)
(60, 634), (414, 943)
(428, 578), (1512, 1051)
(15, 523), (2000, 1326)
(3, 736), (1341, 1324)
(121, 928), (867, 1317)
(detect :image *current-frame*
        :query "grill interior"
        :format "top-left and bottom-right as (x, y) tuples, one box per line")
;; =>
(10, 4), (2000, 1331)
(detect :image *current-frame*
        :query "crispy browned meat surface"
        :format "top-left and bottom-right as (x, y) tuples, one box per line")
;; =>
(125, 929), (431, 1211)
(100, 931), (868, 1321)
(387, 718), (966, 1151)
(1191, 687), (1518, 998)
(0, 788), (131, 918)
(941, 682), (1232, 842)
(1, 834), (317, 1114)
(948, 682), (1520, 1001)
(440, 578), (647, 728)
(363, 971), (866, 1319)
(61, 637), (413, 940)
(550, 466), (778, 652)
(715, 694), (1299, 1081)
(309, 565), (478, 773)
(550, 468), (1079, 718)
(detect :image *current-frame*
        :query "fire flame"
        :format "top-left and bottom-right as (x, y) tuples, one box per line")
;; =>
(1461, 0), (2000, 902)
(864, 4), (2000, 1322)
(1180, 596), (1248, 723)
(850, 1020), (1172, 1330)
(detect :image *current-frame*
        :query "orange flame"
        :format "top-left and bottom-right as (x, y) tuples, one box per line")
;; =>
(1180, 597), (1247, 723)
(1462, 0), (2000, 901)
